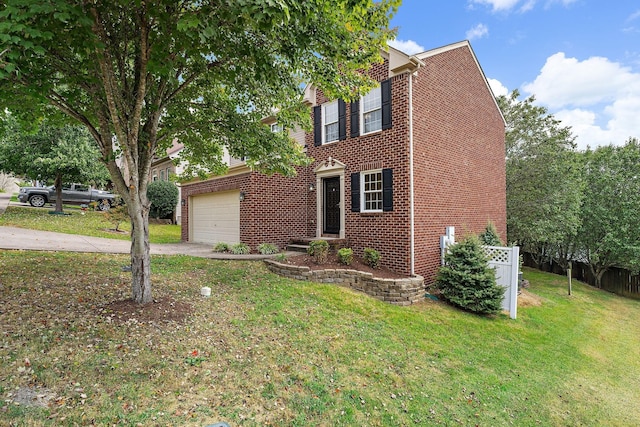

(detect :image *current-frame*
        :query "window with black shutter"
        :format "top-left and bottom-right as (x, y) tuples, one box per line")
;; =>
(313, 105), (321, 146)
(381, 79), (392, 130)
(350, 100), (359, 138)
(352, 168), (393, 213)
(350, 172), (360, 212)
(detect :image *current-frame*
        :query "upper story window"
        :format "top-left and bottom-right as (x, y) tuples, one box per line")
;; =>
(160, 169), (165, 181)
(152, 169), (158, 181)
(323, 101), (339, 144)
(270, 123), (282, 133)
(361, 87), (382, 134)
(349, 79), (391, 139)
(361, 170), (383, 212)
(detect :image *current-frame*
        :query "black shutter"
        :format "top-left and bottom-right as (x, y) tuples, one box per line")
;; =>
(382, 168), (393, 211)
(350, 172), (360, 212)
(381, 79), (392, 130)
(313, 105), (322, 146)
(350, 99), (360, 138)
(338, 99), (346, 140)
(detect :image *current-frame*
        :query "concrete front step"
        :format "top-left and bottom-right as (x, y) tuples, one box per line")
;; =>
(286, 244), (310, 253)
(288, 237), (349, 252)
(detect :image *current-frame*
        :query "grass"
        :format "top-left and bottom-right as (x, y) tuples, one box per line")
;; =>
(1, 252), (639, 426)
(0, 205), (181, 243)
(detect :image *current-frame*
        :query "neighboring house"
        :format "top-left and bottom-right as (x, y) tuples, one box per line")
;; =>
(180, 40), (507, 283)
(149, 140), (184, 224)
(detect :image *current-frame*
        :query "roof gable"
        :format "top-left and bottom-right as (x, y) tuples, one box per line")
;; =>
(415, 40), (505, 125)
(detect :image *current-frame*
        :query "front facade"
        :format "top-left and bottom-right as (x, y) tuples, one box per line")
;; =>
(180, 41), (506, 283)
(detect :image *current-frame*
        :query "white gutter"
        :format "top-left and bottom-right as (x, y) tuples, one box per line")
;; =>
(409, 72), (415, 276)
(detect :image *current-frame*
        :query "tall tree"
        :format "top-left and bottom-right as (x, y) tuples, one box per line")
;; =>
(0, 0), (399, 303)
(577, 139), (640, 287)
(497, 90), (583, 268)
(0, 116), (109, 212)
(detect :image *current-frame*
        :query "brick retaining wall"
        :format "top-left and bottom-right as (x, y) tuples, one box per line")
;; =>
(264, 260), (425, 306)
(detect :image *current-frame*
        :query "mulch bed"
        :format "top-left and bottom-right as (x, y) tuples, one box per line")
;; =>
(282, 253), (406, 279)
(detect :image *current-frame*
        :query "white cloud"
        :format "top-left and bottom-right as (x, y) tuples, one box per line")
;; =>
(546, 0), (578, 7)
(523, 53), (640, 149)
(388, 39), (425, 55)
(469, 0), (520, 12)
(466, 24), (489, 40)
(522, 53), (637, 109)
(469, 0), (576, 13)
(624, 9), (640, 33)
(488, 78), (509, 97)
(628, 10), (640, 22)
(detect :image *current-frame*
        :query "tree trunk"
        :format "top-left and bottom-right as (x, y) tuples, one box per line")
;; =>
(129, 200), (152, 304)
(589, 263), (607, 289)
(54, 174), (63, 212)
(595, 269), (606, 289)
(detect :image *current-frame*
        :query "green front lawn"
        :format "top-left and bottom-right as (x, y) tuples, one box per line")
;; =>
(1, 253), (638, 426)
(0, 205), (181, 243)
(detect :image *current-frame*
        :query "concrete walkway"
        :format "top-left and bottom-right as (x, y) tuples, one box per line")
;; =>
(0, 193), (276, 259)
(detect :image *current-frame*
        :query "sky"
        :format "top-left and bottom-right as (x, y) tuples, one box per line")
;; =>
(389, 0), (640, 150)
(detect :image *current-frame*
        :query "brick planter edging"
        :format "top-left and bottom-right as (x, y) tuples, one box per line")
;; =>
(264, 259), (425, 306)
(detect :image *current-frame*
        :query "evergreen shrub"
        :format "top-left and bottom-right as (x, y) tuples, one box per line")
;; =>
(436, 236), (504, 315)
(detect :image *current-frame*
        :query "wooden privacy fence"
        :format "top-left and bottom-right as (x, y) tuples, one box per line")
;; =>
(522, 253), (640, 299)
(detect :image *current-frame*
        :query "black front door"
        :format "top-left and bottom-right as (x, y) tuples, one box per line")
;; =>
(323, 177), (340, 234)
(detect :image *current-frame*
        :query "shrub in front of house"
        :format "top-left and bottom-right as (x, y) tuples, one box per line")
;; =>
(257, 243), (279, 255)
(213, 242), (229, 253)
(147, 180), (179, 220)
(274, 253), (287, 262)
(230, 243), (250, 255)
(307, 240), (329, 264)
(337, 248), (353, 265)
(436, 235), (504, 315)
(363, 248), (380, 269)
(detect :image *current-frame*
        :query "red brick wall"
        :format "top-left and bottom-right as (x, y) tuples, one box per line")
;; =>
(411, 44), (507, 284)
(181, 46), (506, 281)
(180, 169), (309, 251)
(307, 60), (413, 275)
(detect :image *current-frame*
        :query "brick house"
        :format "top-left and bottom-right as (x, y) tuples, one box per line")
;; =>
(180, 40), (506, 282)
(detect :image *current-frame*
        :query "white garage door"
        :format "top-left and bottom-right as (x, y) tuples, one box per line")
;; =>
(190, 191), (240, 244)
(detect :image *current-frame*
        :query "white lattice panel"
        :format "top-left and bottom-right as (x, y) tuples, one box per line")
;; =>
(482, 245), (511, 265)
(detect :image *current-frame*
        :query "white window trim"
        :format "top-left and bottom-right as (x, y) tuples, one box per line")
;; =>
(322, 101), (339, 145)
(360, 86), (382, 136)
(270, 123), (282, 133)
(360, 169), (383, 213)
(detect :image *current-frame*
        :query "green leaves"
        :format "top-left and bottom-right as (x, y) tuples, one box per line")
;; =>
(498, 90), (583, 263)
(0, 0), (399, 301)
(0, 116), (109, 186)
(578, 139), (640, 280)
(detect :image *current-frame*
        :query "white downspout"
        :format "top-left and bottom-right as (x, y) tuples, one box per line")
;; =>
(409, 72), (415, 276)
